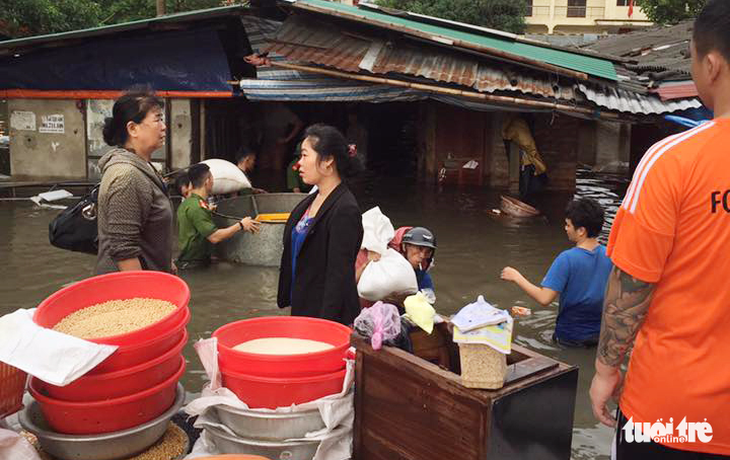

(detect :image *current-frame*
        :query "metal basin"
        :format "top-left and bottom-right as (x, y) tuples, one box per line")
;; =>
(19, 383), (185, 460)
(214, 193), (306, 267)
(215, 405), (325, 440)
(206, 424), (320, 460)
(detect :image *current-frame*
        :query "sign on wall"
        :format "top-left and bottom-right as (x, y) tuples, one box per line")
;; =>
(39, 114), (65, 134)
(10, 111), (36, 131)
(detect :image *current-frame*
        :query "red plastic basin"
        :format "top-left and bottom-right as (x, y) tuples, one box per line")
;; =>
(88, 305), (189, 374)
(213, 317), (351, 377)
(35, 330), (188, 401)
(221, 368), (346, 409)
(29, 356), (185, 435)
(34, 271), (190, 346)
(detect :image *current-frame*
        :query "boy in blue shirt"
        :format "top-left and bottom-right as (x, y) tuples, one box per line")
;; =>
(501, 198), (612, 347)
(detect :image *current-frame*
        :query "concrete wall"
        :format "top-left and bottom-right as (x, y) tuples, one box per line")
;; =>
(526, 0), (651, 34)
(9, 99), (86, 179)
(170, 99), (193, 170)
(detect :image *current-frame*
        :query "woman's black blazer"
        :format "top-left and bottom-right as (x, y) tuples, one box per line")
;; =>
(277, 183), (364, 325)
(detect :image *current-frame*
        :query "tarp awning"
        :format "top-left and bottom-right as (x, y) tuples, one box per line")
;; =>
(0, 28), (232, 92)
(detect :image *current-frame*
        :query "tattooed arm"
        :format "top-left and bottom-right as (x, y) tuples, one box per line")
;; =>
(589, 265), (655, 427)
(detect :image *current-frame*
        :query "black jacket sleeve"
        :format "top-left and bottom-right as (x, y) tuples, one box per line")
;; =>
(320, 204), (363, 322)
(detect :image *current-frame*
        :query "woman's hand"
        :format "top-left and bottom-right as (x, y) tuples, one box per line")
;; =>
(240, 217), (262, 234)
(367, 250), (381, 262)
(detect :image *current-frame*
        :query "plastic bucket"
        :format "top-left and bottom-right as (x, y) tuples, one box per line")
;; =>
(88, 305), (189, 374)
(29, 356), (185, 435)
(33, 271), (190, 346)
(213, 317), (351, 377)
(221, 368), (346, 409)
(35, 330), (188, 401)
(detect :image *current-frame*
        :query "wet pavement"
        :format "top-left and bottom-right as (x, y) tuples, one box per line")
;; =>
(0, 167), (629, 459)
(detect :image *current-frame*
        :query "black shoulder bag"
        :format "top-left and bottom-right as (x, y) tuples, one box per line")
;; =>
(48, 184), (100, 255)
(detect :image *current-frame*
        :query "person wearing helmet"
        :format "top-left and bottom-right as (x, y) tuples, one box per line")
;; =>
(393, 226), (437, 302)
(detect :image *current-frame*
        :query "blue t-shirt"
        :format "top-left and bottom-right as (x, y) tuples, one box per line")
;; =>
(541, 245), (613, 343)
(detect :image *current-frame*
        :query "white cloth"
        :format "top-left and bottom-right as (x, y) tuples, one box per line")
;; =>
(183, 338), (354, 460)
(0, 428), (42, 460)
(450, 295), (511, 332)
(0, 309), (117, 386)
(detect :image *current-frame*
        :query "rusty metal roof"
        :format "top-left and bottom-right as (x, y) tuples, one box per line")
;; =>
(268, 16), (577, 101)
(285, 0), (619, 81)
(586, 20), (692, 80)
(653, 80), (698, 101)
(243, 15), (696, 116)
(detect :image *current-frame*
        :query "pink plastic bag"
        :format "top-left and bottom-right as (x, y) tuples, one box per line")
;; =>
(353, 302), (401, 350)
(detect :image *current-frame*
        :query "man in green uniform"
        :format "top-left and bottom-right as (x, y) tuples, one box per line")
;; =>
(176, 163), (260, 269)
(286, 142), (311, 193)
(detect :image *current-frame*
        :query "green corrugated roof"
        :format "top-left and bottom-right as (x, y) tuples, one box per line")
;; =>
(293, 0), (618, 81)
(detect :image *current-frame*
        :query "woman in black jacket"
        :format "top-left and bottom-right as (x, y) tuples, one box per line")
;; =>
(277, 124), (363, 325)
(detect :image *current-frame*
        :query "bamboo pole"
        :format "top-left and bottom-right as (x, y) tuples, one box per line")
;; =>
(254, 61), (618, 119)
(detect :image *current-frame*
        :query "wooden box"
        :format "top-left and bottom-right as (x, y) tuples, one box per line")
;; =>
(352, 327), (578, 460)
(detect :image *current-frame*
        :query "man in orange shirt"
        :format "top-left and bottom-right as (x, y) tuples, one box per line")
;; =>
(590, 1), (730, 458)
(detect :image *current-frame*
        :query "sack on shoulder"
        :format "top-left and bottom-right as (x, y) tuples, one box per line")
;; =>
(48, 185), (99, 255)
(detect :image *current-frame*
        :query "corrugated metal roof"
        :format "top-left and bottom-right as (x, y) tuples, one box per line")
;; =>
(654, 80), (698, 101)
(268, 16), (576, 101)
(0, 5), (245, 55)
(287, 0), (619, 81)
(243, 16), (692, 116)
(586, 20), (692, 80)
(578, 83), (701, 114)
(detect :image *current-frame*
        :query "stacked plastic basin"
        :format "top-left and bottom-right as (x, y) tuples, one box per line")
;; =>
(28, 271), (190, 435)
(212, 317), (352, 409)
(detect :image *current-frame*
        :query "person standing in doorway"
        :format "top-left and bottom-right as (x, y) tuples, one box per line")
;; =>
(278, 124), (363, 325)
(260, 103), (303, 171)
(502, 114), (548, 202)
(501, 198), (612, 347)
(590, 2), (730, 458)
(346, 108), (368, 168)
(235, 145), (267, 194)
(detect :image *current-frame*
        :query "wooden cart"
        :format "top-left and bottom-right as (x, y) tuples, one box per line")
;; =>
(352, 325), (578, 460)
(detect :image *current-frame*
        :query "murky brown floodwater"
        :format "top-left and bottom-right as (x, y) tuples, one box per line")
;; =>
(0, 167), (628, 459)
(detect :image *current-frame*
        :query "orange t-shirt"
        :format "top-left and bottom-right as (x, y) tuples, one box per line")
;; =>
(608, 119), (730, 455)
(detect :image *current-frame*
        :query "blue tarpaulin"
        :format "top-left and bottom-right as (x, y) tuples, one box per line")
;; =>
(0, 28), (232, 91)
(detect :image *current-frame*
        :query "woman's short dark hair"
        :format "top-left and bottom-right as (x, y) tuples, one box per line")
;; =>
(103, 89), (164, 147)
(187, 163), (211, 189)
(565, 198), (605, 238)
(693, 0), (730, 62)
(303, 123), (361, 180)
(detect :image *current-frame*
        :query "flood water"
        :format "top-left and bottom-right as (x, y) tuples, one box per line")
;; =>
(0, 167), (628, 460)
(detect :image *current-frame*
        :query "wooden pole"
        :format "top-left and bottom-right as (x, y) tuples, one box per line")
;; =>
(257, 62), (619, 119)
(156, 0), (166, 16)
